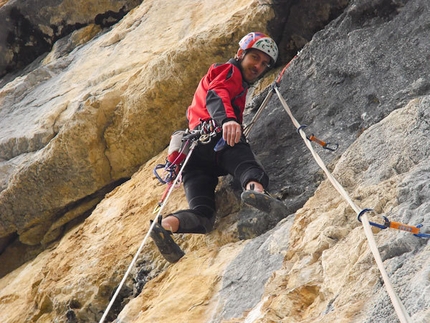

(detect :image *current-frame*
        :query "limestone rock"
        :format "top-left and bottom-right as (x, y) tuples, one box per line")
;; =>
(0, 0), (429, 322)
(0, 0), (275, 248)
(0, 0), (142, 78)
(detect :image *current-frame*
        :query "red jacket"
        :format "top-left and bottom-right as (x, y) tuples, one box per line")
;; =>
(187, 59), (249, 130)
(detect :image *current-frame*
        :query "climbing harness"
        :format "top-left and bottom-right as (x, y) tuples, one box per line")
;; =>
(153, 120), (221, 212)
(98, 121), (220, 323)
(358, 209), (430, 238)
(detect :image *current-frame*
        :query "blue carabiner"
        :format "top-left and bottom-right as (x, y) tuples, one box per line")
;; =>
(413, 224), (430, 238)
(357, 208), (388, 230)
(214, 138), (227, 152)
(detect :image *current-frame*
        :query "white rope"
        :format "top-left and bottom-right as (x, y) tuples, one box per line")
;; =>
(98, 140), (198, 323)
(243, 88), (275, 137)
(274, 86), (413, 323)
(98, 82), (412, 322)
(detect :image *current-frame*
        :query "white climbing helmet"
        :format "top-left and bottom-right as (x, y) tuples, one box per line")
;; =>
(238, 32), (278, 66)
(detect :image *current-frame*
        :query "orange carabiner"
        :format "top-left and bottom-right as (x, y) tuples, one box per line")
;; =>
(308, 134), (338, 151)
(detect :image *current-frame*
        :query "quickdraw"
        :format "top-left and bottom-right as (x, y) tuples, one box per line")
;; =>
(357, 208), (430, 238)
(243, 53), (338, 153)
(296, 125), (338, 152)
(308, 134), (338, 152)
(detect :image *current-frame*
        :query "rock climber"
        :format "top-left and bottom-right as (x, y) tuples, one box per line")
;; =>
(151, 32), (290, 263)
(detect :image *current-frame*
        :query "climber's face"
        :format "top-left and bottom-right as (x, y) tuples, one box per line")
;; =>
(237, 48), (271, 83)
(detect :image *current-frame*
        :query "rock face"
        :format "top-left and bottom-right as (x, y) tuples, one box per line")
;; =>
(0, 0), (142, 79)
(0, 0), (429, 322)
(0, 0), (271, 250)
(0, 0), (324, 265)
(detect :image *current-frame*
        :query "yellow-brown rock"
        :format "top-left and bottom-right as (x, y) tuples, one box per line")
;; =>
(1, 0), (430, 322)
(0, 0), (273, 247)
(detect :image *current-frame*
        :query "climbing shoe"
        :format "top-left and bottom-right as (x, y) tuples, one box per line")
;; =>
(237, 191), (291, 240)
(150, 220), (185, 263)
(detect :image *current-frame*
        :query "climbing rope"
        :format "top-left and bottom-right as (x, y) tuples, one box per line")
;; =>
(98, 123), (220, 323)
(243, 54), (298, 137)
(270, 59), (414, 322)
(242, 50), (420, 321)
(98, 139), (198, 323)
(98, 55), (426, 322)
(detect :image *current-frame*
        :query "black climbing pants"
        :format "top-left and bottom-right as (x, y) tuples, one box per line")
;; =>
(170, 134), (269, 234)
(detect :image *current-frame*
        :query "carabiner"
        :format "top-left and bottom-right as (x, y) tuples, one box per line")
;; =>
(308, 134), (338, 152)
(357, 208), (388, 230)
(199, 134), (212, 144)
(413, 224), (430, 238)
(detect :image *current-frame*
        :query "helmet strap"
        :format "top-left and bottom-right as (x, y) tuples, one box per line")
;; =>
(235, 49), (246, 61)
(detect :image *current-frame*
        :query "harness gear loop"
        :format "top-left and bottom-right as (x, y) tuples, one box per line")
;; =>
(153, 130), (194, 185)
(153, 121), (221, 213)
(197, 119), (222, 144)
(153, 162), (180, 185)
